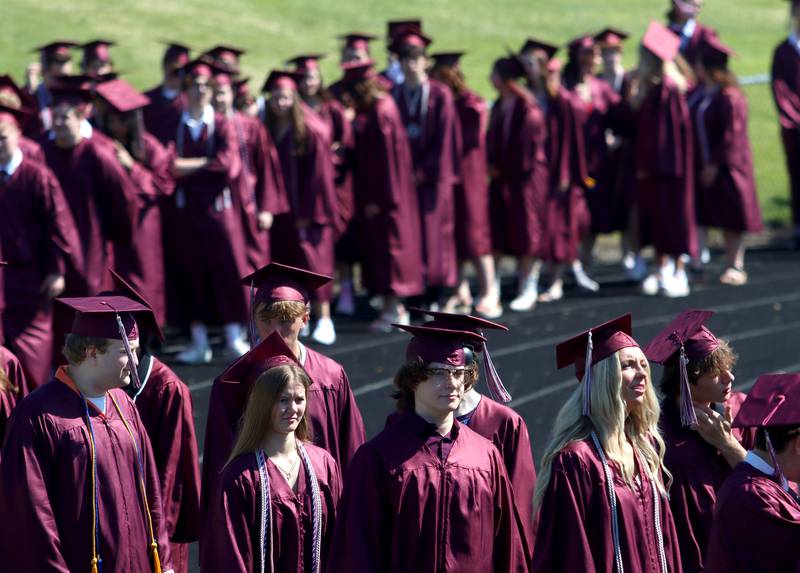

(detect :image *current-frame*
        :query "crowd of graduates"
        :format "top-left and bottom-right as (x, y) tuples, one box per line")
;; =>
(0, 0), (799, 571)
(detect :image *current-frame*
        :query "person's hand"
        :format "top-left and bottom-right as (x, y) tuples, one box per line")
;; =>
(692, 403), (747, 466)
(364, 203), (380, 219)
(25, 62), (42, 91)
(700, 165), (718, 188)
(114, 141), (135, 170)
(40, 273), (65, 299)
(257, 211), (273, 230)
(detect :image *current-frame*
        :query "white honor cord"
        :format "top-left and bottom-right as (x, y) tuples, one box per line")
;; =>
(637, 450), (668, 573)
(297, 443), (323, 573)
(590, 431), (625, 573)
(256, 449), (273, 573)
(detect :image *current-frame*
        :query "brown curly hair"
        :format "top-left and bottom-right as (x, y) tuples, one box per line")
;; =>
(391, 357), (479, 411)
(659, 339), (738, 399)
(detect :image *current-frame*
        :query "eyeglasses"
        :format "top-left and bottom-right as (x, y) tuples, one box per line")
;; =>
(424, 368), (467, 381)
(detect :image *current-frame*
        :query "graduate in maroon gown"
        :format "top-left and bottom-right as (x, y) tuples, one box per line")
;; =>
(168, 58), (249, 364)
(42, 86), (138, 299)
(690, 37), (762, 285)
(338, 61), (424, 329)
(24, 41), (79, 133)
(706, 373), (800, 573)
(0, 105), (79, 387)
(645, 310), (753, 573)
(0, 344), (26, 446)
(202, 341), (341, 572)
(329, 324), (529, 571)
(80, 40), (115, 78)
(95, 79), (174, 327)
(533, 314), (683, 572)
(667, 0), (718, 67)
(413, 309), (537, 550)
(563, 35), (625, 279)
(430, 52), (500, 318)
(143, 42), (190, 147)
(202, 263), (365, 529)
(100, 270), (201, 573)
(328, 32), (376, 104)
(392, 30), (458, 308)
(0, 74), (44, 156)
(382, 19), (423, 87)
(633, 22), (697, 298)
(486, 55), (548, 314)
(771, 0), (800, 246)
(290, 53), (360, 324)
(262, 70), (339, 345)
(0, 296), (174, 572)
(212, 68), (287, 275)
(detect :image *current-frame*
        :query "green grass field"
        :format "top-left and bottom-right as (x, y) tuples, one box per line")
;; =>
(2, 0), (794, 225)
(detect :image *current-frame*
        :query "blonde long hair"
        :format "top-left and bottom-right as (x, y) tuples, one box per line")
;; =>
(534, 349), (670, 509)
(226, 364), (313, 466)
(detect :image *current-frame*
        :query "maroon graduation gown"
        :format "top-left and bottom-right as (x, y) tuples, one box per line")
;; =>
(0, 375), (173, 572)
(132, 355), (201, 573)
(351, 95), (424, 297)
(167, 112), (249, 325)
(201, 443), (341, 572)
(0, 154), (80, 387)
(313, 98), (355, 237)
(328, 413), (529, 572)
(569, 77), (624, 234)
(487, 94), (548, 258)
(690, 86), (762, 233)
(393, 80), (458, 288)
(269, 107), (338, 303)
(19, 136), (45, 164)
(142, 85), (187, 147)
(0, 345), (28, 445)
(771, 39), (800, 228)
(661, 392), (754, 573)
(706, 461), (800, 573)
(636, 77), (698, 257)
(452, 90), (492, 260)
(673, 22), (718, 67)
(114, 133), (174, 327)
(532, 438), (683, 573)
(466, 395), (538, 550)
(540, 88), (591, 263)
(230, 112), (287, 272)
(201, 344), (365, 527)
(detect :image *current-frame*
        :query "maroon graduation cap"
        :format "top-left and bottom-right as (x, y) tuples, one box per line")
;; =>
(411, 308), (511, 403)
(494, 55), (527, 80)
(104, 268), (165, 344)
(179, 57), (220, 79)
(594, 27), (630, 47)
(567, 35), (595, 60)
(261, 70), (303, 93)
(161, 41), (191, 67)
(556, 314), (638, 416)
(387, 19), (423, 41)
(642, 21), (681, 62)
(286, 54), (325, 73)
(644, 310), (719, 427)
(339, 32), (377, 51)
(32, 41), (79, 62)
(82, 40), (115, 64)
(390, 30), (433, 54)
(204, 44), (246, 60)
(340, 60), (377, 84)
(430, 51), (465, 68)
(700, 35), (735, 69)
(396, 323), (486, 368)
(218, 331), (310, 421)
(57, 295), (149, 389)
(519, 38), (560, 60)
(0, 75), (30, 108)
(733, 373), (800, 487)
(95, 78), (150, 113)
(0, 103), (34, 129)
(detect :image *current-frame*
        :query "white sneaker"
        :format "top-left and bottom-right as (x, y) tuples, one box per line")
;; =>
(335, 289), (356, 316)
(641, 273), (661, 296)
(574, 269), (600, 292)
(312, 317), (336, 345)
(509, 285), (538, 312)
(176, 345), (212, 365)
(223, 338), (250, 359)
(701, 248), (711, 265)
(662, 270), (690, 298)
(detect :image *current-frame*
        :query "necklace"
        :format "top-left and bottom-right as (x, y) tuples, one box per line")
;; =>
(271, 452), (300, 480)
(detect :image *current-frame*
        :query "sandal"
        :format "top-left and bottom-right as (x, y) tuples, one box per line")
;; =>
(720, 267), (747, 286)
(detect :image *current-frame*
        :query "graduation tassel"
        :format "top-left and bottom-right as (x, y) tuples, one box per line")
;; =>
(249, 279), (258, 348)
(679, 345), (698, 427)
(482, 340), (512, 403)
(150, 542), (163, 573)
(582, 330), (593, 417)
(116, 314), (141, 391)
(765, 430), (790, 490)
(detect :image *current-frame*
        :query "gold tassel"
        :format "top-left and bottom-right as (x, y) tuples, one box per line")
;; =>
(91, 557), (99, 573)
(151, 542), (162, 573)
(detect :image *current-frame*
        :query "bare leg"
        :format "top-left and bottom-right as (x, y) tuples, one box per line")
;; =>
(720, 230), (748, 285)
(539, 263), (564, 302)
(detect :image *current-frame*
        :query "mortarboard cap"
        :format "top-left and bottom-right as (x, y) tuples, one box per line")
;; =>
(672, 0), (701, 17)
(33, 41), (79, 62)
(396, 324), (486, 368)
(341, 60), (377, 84)
(642, 21), (681, 62)
(179, 57), (218, 78)
(556, 314), (639, 416)
(734, 373), (800, 428)
(82, 40), (115, 64)
(568, 35), (596, 60)
(391, 30), (433, 55)
(203, 44), (246, 71)
(161, 42), (191, 67)
(0, 103), (34, 129)
(594, 27), (630, 47)
(339, 32), (377, 51)
(387, 19), (423, 40)
(50, 85), (94, 108)
(286, 54), (326, 72)
(519, 38), (560, 60)
(104, 268), (165, 343)
(493, 55), (526, 80)
(241, 262), (332, 306)
(0, 75), (29, 109)
(699, 35), (735, 69)
(430, 51), (465, 68)
(261, 70), (302, 93)
(95, 78), (150, 113)
(51, 74), (96, 90)
(411, 309), (512, 402)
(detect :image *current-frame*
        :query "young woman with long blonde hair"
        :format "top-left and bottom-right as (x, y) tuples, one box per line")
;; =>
(532, 314), (683, 572)
(201, 338), (341, 573)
